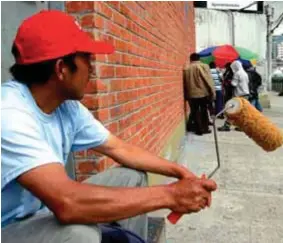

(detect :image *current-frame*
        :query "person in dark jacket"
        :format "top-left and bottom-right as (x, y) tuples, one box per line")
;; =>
(245, 65), (263, 112)
(222, 62), (234, 104)
(183, 53), (215, 135)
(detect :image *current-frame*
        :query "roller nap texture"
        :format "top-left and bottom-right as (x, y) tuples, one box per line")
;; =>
(225, 97), (283, 152)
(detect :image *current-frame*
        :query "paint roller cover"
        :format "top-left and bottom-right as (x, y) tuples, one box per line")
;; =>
(225, 97), (283, 152)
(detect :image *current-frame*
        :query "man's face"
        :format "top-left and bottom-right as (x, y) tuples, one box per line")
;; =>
(61, 53), (92, 100)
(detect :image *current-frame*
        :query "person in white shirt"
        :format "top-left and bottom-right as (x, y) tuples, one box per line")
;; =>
(230, 60), (250, 98)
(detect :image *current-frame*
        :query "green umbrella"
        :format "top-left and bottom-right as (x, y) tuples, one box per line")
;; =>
(235, 46), (258, 65)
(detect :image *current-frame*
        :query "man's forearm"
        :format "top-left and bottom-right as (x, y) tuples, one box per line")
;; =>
(108, 144), (189, 179)
(95, 135), (195, 179)
(59, 181), (171, 224)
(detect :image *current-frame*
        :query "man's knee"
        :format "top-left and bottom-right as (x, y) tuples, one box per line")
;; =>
(118, 167), (148, 187)
(136, 169), (148, 187)
(61, 224), (101, 243)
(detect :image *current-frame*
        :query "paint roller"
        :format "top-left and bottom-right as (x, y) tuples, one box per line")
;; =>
(167, 97), (283, 224)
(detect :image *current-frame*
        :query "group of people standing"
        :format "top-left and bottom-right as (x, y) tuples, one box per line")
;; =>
(184, 53), (262, 135)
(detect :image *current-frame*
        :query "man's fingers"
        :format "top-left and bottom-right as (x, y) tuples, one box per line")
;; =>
(207, 194), (212, 207)
(201, 179), (217, 191)
(200, 175), (213, 207)
(200, 198), (207, 209)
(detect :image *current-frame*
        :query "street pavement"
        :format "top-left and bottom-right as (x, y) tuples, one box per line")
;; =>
(166, 92), (283, 243)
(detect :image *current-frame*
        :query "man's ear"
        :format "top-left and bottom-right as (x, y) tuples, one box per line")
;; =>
(54, 59), (68, 81)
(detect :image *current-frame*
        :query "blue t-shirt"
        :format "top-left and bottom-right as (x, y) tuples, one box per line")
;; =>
(1, 80), (110, 227)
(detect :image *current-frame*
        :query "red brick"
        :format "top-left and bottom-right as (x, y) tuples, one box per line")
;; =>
(86, 148), (104, 158)
(113, 12), (126, 27)
(81, 95), (98, 109)
(94, 158), (108, 172)
(108, 53), (121, 64)
(66, 1), (95, 13)
(93, 109), (109, 122)
(84, 81), (97, 94)
(121, 54), (132, 65)
(107, 1), (120, 10)
(98, 33), (115, 45)
(109, 94), (117, 106)
(106, 121), (119, 134)
(77, 161), (98, 174)
(110, 79), (123, 91)
(95, 54), (107, 62)
(110, 106), (123, 118)
(81, 14), (94, 28)
(96, 79), (108, 93)
(99, 65), (115, 78)
(117, 91), (131, 103)
(120, 4), (131, 18)
(95, 2), (113, 19)
(95, 95), (110, 108)
(115, 67), (137, 78)
(106, 22), (122, 37)
(114, 39), (128, 52)
(94, 14), (104, 29)
(84, 30), (95, 40)
(120, 29), (132, 41)
(123, 79), (135, 89)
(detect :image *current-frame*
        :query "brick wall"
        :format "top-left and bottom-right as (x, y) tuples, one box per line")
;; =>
(65, 1), (195, 181)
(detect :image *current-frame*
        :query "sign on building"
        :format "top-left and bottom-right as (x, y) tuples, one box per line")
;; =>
(195, 1), (264, 13)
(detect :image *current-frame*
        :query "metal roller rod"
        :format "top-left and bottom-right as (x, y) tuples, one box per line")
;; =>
(208, 104), (234, 179)
(166, 103), (236, 225)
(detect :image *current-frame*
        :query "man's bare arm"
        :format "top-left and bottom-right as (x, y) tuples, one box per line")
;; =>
(17, 163), (172, 224)
(94, 134), (196, 179)
(17, 163), (217, 224)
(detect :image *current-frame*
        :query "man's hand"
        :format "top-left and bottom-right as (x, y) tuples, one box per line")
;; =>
(167, 177), (217, 214)
(175, 165), (197, 180)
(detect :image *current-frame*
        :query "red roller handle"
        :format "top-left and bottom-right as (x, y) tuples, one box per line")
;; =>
(167, 212), (182, 224)
(167, 174), (207, 224)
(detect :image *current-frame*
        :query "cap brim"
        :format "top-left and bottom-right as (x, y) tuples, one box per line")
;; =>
(77, 31), (115, 54)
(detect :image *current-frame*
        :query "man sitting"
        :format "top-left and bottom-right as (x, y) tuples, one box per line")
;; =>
(2, 10), (217, 243)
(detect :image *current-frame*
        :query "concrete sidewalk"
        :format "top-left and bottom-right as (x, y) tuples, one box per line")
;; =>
(166, 92), (283, 243)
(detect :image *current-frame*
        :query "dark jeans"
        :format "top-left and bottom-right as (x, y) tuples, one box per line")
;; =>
(209, 90), (224, 116)
(187, 97), (210, 134)
(215, 90), (224, 115)
(250, 98), (263, 112)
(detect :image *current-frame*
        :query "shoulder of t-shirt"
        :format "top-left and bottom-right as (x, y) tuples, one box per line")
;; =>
(59, 100), (88, 119)
(58, 100), (96, 128)
(1, 106), (37, 135)
(60, 99), (79, 112)
(1, 80), (91, 123)
(1, 80), (29, 111)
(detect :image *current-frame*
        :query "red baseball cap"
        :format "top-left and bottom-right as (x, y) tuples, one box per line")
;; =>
(14, 10), (114, 64)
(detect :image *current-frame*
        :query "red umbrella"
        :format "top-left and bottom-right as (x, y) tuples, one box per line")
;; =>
(213, 45), (239, 67)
